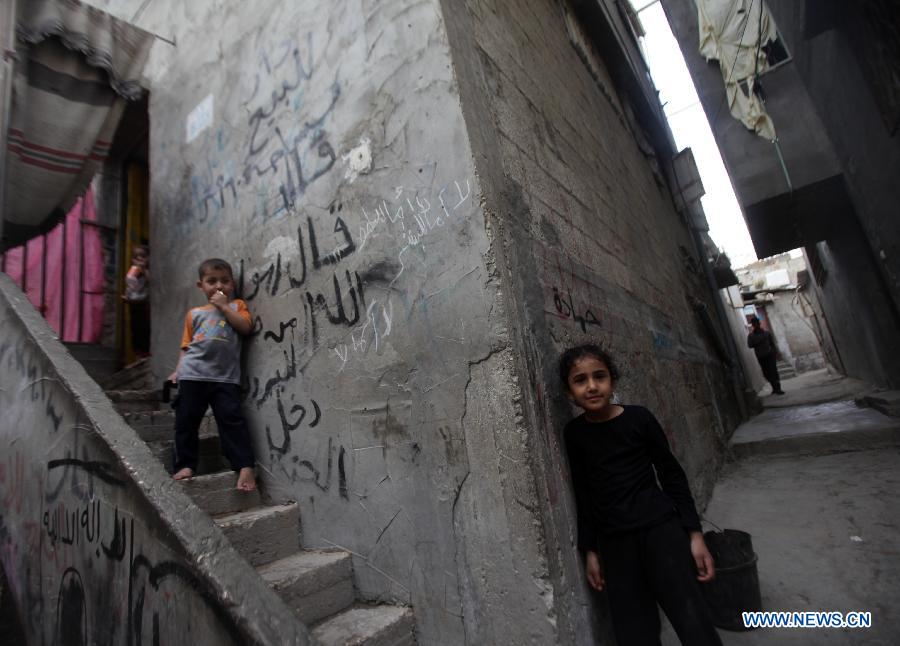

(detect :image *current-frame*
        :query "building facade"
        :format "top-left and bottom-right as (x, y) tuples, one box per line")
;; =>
(662, 0), (900, 388)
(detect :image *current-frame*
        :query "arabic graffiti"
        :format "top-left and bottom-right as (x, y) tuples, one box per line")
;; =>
(41, 500), (129, 562)
(264, 389), (321, 456)
(552, 286), (602, 332)
(190, 32), (340, 225)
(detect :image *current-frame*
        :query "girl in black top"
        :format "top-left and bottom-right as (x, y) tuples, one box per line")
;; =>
(561, 344), (722, 646)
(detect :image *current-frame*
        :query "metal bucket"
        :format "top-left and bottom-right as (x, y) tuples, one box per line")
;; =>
(702, 529), (762, 631)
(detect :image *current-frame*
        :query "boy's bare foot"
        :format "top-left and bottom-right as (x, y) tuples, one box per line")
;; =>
(236, 467), (256, 492)
(173, 467), (194, 481)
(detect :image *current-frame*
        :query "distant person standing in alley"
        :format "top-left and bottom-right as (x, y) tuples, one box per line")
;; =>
(123, 245), (151, 362)
(747, 316), (785, 395)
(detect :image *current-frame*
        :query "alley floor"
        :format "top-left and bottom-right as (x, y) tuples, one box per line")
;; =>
(662, 370), (900, 645)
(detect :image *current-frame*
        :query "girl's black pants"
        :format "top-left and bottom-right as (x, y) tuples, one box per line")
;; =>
(173, 380), (255, 473)
(599, 517), (723, 646)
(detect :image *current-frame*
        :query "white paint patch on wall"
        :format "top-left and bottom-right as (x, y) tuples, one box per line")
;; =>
(263, 235), (300, 259)
(186, 94), (214, 143)
(343, 138), (373, 182)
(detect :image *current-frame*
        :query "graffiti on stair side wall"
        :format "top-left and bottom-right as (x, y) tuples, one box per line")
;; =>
(0, 333), (242, 644)
(190, 32), (340, 229)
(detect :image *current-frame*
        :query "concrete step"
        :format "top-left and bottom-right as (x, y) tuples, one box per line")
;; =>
(776, 360), (797, 378)
(100, 357), (153, 391)
(65, 343), (120, 383)
(214, 503), (299, 567)
(729, 400), (900, 459)
(123, 410), (217, 443)
(257, 550), (355, 625)
(312, 605), (416, 646)
(179, 470), (262, 516)
(148, 431), (226, 475)
(108, 388), (163, 413)
(858, 391), (900, 418)
(65, 342), (118, 361)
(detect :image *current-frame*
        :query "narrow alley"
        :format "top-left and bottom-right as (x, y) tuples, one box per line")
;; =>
(663, 369), (900, 645)
(1, 0), (899, 644)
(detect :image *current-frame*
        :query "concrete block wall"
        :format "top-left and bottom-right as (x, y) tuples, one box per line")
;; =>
(0, 274), (310, 645)
(443, 0), (742, 642)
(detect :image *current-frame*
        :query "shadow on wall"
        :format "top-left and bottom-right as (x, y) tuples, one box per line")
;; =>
(0, 562), (27, 645)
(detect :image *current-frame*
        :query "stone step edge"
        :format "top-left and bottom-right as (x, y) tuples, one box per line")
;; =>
(730, 425), (900, 459)
(311, 604), (415, 646)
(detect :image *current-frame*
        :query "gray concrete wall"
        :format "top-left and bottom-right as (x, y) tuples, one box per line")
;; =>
(87, 0), (563, 643)
(0, 273), (310, 645)
(765, 293), (825, 374)
(662, 0), (900, 388)
(721, 289), (767, 393)
(735, 254), (826, 374)
(808, 229), (900, 388)
(658, 0), (842, 209)
(764, 1), (900, 336)
(444, 1), (742, 642)
(71, 1), (747, 643)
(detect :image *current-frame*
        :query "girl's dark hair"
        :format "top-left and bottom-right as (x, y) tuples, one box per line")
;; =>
(558, 344), (620, 387)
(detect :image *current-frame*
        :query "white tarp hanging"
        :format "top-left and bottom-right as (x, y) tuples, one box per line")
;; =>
(2, 0), (153, 251)
(697, 0), (778, 140)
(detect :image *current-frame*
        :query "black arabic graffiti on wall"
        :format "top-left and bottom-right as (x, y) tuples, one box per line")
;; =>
(44, 502), (242, 645)
(191, 32), (339, 227)
(237, 176), (474, 493)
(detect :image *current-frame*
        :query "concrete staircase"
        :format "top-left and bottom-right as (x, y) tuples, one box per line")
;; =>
(108, 388), (416, 645)
(776, 358), (797, 381)
(64, 343), (120, 384)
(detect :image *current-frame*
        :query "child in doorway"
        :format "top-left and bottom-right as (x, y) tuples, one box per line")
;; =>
(168, 258), (256, 491)
(560, 345), (722, 646)
(123, 245), (151, 359)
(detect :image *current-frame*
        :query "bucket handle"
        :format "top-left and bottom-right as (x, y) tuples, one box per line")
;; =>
(701, 517), (723, 533)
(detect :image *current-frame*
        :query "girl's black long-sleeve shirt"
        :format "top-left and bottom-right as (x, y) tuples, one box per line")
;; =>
(564, 405), (702, 551)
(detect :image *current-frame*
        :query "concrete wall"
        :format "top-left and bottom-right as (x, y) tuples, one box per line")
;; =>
(807, 229), (900, 388)
(764, 294), (825, 373)
(721, 287), (766, 393)
(662, 0), (900, 388)
(87, 0), (561, 643)
(444, 1), (742, 642)
(735, 254), (826, 374)
(74, 1), (745, 643)
(0, 273), (310, 645)
(658, 0), (842, 210)
(764, 1), (900, 330)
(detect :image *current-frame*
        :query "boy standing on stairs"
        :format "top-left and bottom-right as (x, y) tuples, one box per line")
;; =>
(167, 258), (256, 491)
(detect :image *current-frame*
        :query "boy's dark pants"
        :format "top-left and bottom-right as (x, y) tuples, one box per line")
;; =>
(173, 380), (255, 473)
(600, 517), (722, 646)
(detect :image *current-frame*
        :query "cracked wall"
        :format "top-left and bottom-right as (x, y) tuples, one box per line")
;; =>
(74, 0), (745, 642)
(442, 1), (744, 642)
(85, 0), (563, 643)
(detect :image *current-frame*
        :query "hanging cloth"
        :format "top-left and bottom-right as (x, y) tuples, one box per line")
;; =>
(2, 0), (153, 251)
(697, 0), (778, 141)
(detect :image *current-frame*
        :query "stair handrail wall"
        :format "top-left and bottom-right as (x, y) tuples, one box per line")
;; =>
(0, 272), (312, 645)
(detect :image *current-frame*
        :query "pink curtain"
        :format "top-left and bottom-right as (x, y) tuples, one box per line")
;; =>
(2, 187), (105, 342)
